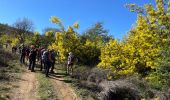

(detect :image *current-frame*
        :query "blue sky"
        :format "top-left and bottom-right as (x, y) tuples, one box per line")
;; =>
(0, 0), (155, 39)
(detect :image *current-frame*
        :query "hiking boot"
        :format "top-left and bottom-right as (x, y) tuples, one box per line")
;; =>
(31, 70), (35, 72)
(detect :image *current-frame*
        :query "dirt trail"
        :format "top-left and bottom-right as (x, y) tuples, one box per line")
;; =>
(10, 67), (80, 100)
(11, 71), (38, 100)
(50, 74), (80, 100)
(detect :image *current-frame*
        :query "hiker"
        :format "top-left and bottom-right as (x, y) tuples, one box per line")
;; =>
(50, 49), (56, 73)
(40, 48), (46, 71)
(28, 45), (37, 72)
(20, 46), (26, 64)
(67, 52), (74, 75)
(42, 49), (51, 77)
(37, 48), (42, 62)
(35, 48), (39, 65)
(25, 46), (30, 65)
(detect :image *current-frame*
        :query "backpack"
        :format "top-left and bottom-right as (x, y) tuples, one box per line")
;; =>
(42, 51), (49, 62)
(68, 55), (75, 64)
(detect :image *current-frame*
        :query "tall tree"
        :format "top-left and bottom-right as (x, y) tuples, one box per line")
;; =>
(81, 22), (112, 44)
(13, 18), (34, 44)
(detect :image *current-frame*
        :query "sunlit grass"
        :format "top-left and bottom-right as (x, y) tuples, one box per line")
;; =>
(36, 72), (58, 100)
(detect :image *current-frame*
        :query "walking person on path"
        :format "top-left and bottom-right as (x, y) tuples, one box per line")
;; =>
(25, 46), (30, 65)
(67, 52), (75, 75)
(28, 45), (37, 72)
(20, 45), (26, 64)
(40, 48), (46, 71)
(50, 49), (56, 73)
(43, 49), (52, 77)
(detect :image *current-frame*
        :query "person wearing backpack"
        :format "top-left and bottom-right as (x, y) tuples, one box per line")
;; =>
(40, 48), (46, 71)
(43, 49), (52, 77)
(42, 49), (48, 71)
(50, 49), (56, 73)
(67, 52), (74, 75)
(28, 45), (37, 72)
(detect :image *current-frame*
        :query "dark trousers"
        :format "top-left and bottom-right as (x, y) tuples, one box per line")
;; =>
(40, 59), (43, 71)
(20, 54), (25, 64)
(29, 59), (36, 71)
(40, 60), (46, 71)
(50, 62), (55, 72)
(45, 61), (51, 77)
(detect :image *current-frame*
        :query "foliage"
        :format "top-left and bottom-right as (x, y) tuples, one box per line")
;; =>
(78, 22), (112, 65)
(11, 37), (19, 47)
(98, 0), (170, 92)
(0, 34), (9, 44)
(81, 22), (111, 44)
(0, 34), (19, 46)
(49, 25), (80, 62)
(30, 32), (41, 47)
(13, 18), (34, 44)
(49, 19), (112, 65)
(49, 19), (104, 66)
(76, 40), (100, 65)
(73, 21), (79, 29)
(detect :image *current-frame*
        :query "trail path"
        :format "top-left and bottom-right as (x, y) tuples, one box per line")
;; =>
(10, 69), (80, 100)
(11, 71), (38, 100)
(50, 73), (80, 100)
(10, 65), (80, 100)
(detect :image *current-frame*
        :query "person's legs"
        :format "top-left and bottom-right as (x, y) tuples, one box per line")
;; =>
(45, 62), (51, 77)
(66, 64), (69, 74)
(29, 59), (32, 70)
(40, 59), (43, 71)
(31, 59), (35, 72)
(27, 56), (29, 65)
(44, 61), (46, 71)
(45, 66), (49, 77)
(70, 65), (73, 75)
(20, 55), (23, 63)
(22, 55), (25, 64)
(50, 62), (55, 73)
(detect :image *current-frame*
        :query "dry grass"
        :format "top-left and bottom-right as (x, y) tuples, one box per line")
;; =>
(97, 80), (141, 100)
(0, 48), (24, 99)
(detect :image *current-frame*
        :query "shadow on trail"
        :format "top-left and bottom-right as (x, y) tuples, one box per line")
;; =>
(54, 72), (67, 76)
(61, 79), (73, 83)
(49, 75), (73, 83)
(50, 74), (65, 78)
(49, 72), (73, 83)
(25, 64), (73, 83)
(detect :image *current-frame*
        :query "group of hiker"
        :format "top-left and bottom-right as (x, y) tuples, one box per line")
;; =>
(16, 45), (75, 77)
